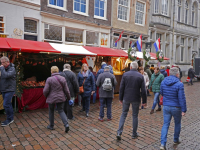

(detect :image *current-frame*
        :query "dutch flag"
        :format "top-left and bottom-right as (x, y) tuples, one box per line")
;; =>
(136, 35), (142, 52)
(154, 38), (160, 52)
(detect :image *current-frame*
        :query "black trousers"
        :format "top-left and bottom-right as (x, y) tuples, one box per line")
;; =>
(64, 100), (73, 119)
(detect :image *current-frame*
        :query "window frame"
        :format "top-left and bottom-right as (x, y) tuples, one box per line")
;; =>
(161, 0), (168, 16)
(24, 18), (38, 36)
(94, 0), (107, 20)
(154, 0), (159, 14)
(73, 0), (89, 16)
(185, 1), (189, 24)
(117, 0), (130, 22)
(0, 16), (5, 34)
(86, 30), (99, 46)
(178, 0), (181, 22)
(135, 1), (146, 26)
(65, 27), (84, 44)
(44, 23), (63, 42)
(47, 0), (67, 11)
(180, 38), (185, 62)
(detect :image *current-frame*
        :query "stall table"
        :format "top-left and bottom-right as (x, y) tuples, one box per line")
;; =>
(17, 88), (48, 113)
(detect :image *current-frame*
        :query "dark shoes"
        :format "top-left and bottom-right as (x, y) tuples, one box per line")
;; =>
(116, 133), (121, 140)
(68, 117), (75, 120)
(47, 125), (55, 130)
(80, 109), (85, 112)
(65, 125), (69, 133)
(132, 134), (139, 139)
(156, 108), (162, 111)
(150, 109), (154, 114)
(1, 120), (14, 127)
(86, 113), (89, 117)
(174, 140), (181, 145)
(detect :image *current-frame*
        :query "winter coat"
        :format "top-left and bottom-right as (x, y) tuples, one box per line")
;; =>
(149, 72), (164, 93)
(160, 69), (167, 77)
(77, 71), (95, 98)
(60, 69), (79, 98)
(43, 73), (71, 104)
(143, 72), (149, 88)
(160, 75), (187, 112)
(0, 63), (16, 93)
(188, 68), (195, 78)
(166, 69), (170, 76)
(96, 64), (113, 79)
(144, 68), (152, 80)
(96, 71), (117, 98)
(119, 69), (147, 104)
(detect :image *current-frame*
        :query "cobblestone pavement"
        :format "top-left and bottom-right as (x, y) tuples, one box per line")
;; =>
(0, 82), (200, 150)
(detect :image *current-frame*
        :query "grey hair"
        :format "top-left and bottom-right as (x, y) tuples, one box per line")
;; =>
(169, 67), (179, 76)
(104, 66), (110, 71)
(63, 64), (71, 70)
(130, 61), (138, 69)
(0, 56), (9, 62)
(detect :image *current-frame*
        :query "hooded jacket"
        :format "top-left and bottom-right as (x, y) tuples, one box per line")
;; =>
(160, 75), (187, 112)
(96, 64), (113, 79)
(0, 63), (16, 93)
(160, 69), (167, 77)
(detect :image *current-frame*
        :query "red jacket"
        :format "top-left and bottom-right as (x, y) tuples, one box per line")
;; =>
(166, 69), (170, 76)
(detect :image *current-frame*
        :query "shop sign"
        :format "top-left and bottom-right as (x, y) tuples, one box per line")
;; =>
(101, 34), (108, 46)
(22, 0), (40, 5)
(12, 28), (23, 39)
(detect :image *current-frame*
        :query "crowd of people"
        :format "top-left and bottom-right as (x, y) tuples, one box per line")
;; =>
(0, 56), (196, 150)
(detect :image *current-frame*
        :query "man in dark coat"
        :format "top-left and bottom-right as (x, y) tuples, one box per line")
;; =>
(188, 66), (195, 85)
(96, 66), (117, 122)
(60, 64), (79, 120)
(0, 56), (16, 127)
(117, 61), (147, 140)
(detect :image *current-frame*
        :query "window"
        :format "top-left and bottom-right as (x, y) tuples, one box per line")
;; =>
(74, 0), (88, 14)
(178, 0), (181, 22)
(156, 33), (162, 42)
(185, 1), (188, 24)
(181, 47), (184, 61)
(45, 24), (62, 41)
(0, 16), (5, 33)
(181, 38), (184, 45)
(118, 0), (129, 21)
(150, 31), (152, 39)
(94, 0), (107, 19)
(161, 0), (168, 15)
(49, 0), (63, 7)
(101, 33), (108, 46)
(86, 31), (99, 46)
(154, 0), (159, 14)
(135, 1), (145, 25)
(65, 27), (83, 43)
(24, 19), (38, 41)
(192, 3), (197, 26)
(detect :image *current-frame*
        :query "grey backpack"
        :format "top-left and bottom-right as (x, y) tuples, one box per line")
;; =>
(102, 78), (112, 91)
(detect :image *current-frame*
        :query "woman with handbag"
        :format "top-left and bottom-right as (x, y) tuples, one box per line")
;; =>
(43, 66), (71, 133)
(77, 63), (95, 117)
(149, 67), (164, 114)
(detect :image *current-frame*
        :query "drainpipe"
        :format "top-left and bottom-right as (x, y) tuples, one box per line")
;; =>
(171, 0), (175, 66)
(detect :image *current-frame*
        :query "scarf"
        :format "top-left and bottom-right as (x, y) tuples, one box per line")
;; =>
(82, 70), (89, 78)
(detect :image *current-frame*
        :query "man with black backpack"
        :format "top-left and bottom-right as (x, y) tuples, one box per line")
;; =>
(60, 64), (79, 120)
(96, 66), (117, 122)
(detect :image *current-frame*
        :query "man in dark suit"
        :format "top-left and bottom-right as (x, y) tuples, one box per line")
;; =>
(117, 61), (147, 140)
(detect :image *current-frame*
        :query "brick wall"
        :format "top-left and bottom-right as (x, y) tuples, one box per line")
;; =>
(41, 0), (111, 27)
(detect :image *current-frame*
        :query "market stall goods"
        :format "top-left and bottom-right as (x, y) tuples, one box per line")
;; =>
(21, 81), (45, 88)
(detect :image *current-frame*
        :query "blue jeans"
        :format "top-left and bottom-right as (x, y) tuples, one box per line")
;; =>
(152, 92), (161, 110)
(92, 92), (97, 103)
(82, 96), (90, 113)
(99, 98), (112, 119)
(161, 106), (182, 146)
(189, 78), (193, 85)
(2, 92), (15, 121)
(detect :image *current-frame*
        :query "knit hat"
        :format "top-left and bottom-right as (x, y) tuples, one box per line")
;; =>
(101, 62), (106, 66)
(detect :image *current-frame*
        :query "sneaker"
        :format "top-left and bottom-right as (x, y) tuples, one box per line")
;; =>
(156, 108), (162, 111)
(98, 117), (104, 122)
(47, 125), (55, 130)
(174, 140), (181, 145)
(132, 134), (139, 139)
(1, 120), (7, 125)
(107, 118), (112, 121)
(116, 133), (121, 140)
(68, 117), (75, 120)
(160, 145), (166, 150)
(65, 125), (69, 133)
(150, 109), (154, 114)
(1, 120), (14, 127)
(86, 113), (89, 117)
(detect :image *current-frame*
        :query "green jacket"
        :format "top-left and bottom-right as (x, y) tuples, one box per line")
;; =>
(145, 68), (152, 80)
(149, 72), (164, 93)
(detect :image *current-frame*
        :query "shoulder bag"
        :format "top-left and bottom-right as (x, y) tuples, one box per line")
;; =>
(54, 76), (64, 90)
(79, 78), (86, 94)
(150, 75), (158, 92)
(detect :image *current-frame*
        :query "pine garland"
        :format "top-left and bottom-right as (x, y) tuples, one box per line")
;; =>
(14, 59), (24, 98)
(128, 47), (137, 61)
(156, 51), (164, 62)
(143, 50), (151, 62)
